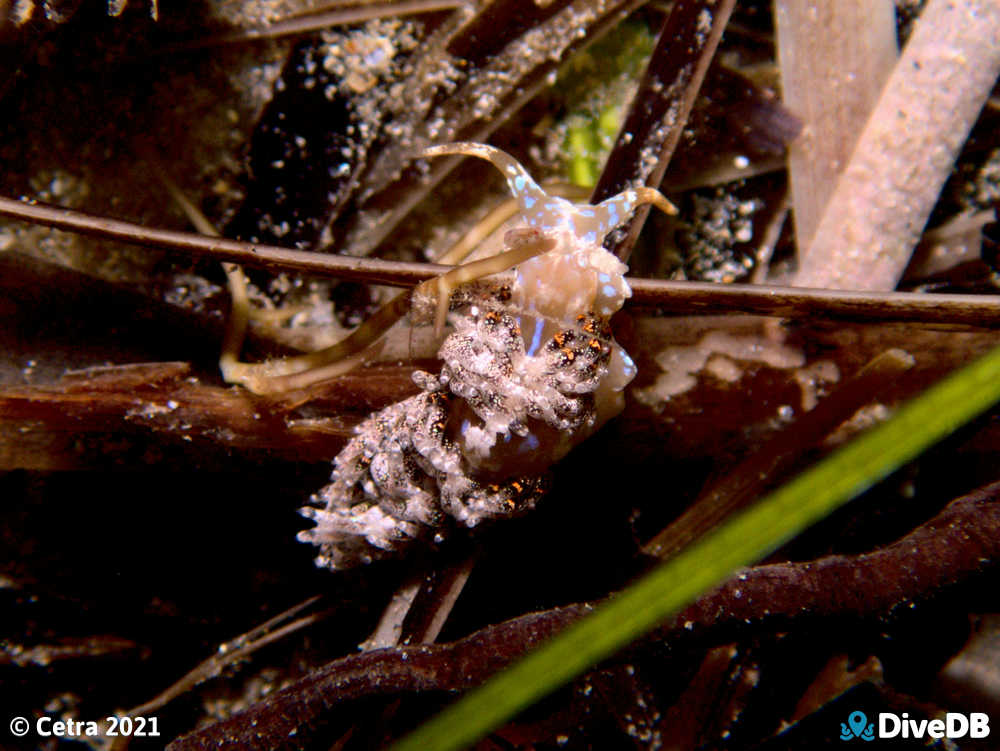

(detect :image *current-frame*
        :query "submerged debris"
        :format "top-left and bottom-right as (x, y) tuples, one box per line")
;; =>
(676, 188), (763, 282)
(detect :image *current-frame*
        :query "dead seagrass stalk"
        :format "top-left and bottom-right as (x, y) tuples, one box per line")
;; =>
(297, 143), (676, 569)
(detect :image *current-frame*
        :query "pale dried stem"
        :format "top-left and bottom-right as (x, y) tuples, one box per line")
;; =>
(792, 0), (1000, 291)
(355, 555), (476, 748)
(750, 190), (789, 284)
(775, 0), (898, 255)
(156, 174), (256, 388)
(420, 232), (556, 338)
(429, 181), (588, 264)
(363, 574), (424, 652)
(919, 208), (996, 247)
(411, 554), (476, 644)
(107, 596), (325, 751)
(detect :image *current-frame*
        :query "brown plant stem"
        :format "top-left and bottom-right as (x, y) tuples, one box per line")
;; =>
(339, 0), (650, 258)
(6, 194), (1000, 326)
(591, 0), (737, 262)
(168, 482), (1000, 750)
(167, 0), (464, 51)
(642, 348), (916, 559)
(0, 197), (440, 287)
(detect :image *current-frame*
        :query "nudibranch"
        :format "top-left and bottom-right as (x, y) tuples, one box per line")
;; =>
(298, 143), (675, 569)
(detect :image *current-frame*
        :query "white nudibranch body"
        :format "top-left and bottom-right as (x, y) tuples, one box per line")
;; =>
(459, 141), (641, 322)
(297, 142), (671, 570)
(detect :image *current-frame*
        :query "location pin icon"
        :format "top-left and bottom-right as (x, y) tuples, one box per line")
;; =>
(848, 711), (867, 738)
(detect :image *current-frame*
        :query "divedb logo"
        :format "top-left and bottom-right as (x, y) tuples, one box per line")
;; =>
(839, 710), (990, 741)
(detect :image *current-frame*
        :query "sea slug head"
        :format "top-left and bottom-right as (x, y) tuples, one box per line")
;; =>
(422, 142), (676, 321)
